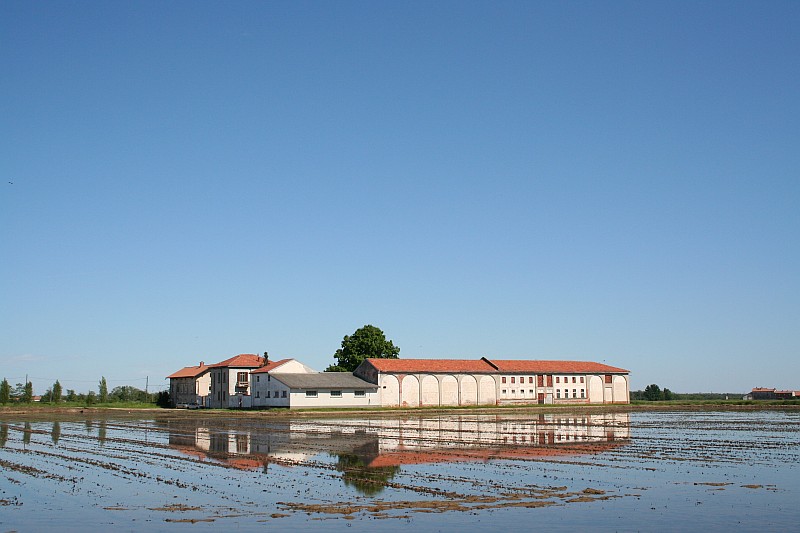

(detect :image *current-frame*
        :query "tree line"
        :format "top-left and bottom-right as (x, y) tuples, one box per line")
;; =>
(630, 384), (742, 401)
(0, 376), (169, 407)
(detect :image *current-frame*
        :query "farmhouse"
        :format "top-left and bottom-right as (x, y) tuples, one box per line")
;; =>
(748, 387), (799, 400)
(166, 362), (210, 407)
(208, 353), (267, 409)
(353, 357), (629, 407)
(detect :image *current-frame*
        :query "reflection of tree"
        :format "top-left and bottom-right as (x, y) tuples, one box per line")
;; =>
(52, 422), (61, 444)
(98, 421), (107, 445)
(23, 422), (32, 445)
(335, 442), (400, 496)
(0, 423), (7, 447)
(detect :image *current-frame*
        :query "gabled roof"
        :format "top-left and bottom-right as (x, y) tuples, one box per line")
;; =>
(209, 353), (265, 369)
(270, 373), (378, 390)
(250, 358), (294, 374)
(363, 358), (628, 374)
(167, 363), (210, 379)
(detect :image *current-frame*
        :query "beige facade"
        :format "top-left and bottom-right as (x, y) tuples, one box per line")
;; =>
(354, 358), (630, 407)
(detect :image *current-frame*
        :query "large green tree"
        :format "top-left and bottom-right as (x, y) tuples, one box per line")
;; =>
(326, 324), (400, 372)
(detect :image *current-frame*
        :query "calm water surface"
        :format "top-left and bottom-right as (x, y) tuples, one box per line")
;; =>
(0, 409), (797, 531)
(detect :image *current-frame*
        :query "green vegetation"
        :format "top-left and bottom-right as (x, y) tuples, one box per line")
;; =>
(325, 324), (400, 372)
(0, 375), (168, 409)
(0, 379), (9, 405)
(631, 385), (744, 402)
(99, 377), (109, 403)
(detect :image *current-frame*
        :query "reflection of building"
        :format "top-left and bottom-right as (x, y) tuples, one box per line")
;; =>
(354, 358), (630, 407)
(167, 413), (630, 475)
(166, 361), (210, 407)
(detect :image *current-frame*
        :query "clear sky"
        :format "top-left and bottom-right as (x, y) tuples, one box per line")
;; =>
(2, 1), (798, 395)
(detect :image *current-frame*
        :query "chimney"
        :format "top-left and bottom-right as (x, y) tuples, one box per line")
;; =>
(200, 361), (204, 367)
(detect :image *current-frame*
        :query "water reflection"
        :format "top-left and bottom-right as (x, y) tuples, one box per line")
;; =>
(51, 421), (61, 444)
(166, 413), (629, 495)
(0, 423), (7, 447)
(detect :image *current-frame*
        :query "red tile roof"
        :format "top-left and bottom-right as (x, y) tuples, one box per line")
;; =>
(364, 358), (628, 374)
(209, 353), (266, 368)
(250, 358), (294, 374)
(365, 358), (497, 373)
(166, 363), (210, 379)
(491, 360), (628, 374)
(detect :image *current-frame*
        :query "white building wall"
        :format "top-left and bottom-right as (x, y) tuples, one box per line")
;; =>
(287, 388), (377, 409)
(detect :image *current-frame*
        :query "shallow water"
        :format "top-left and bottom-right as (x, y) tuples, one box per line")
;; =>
(0, 409), (797, 531)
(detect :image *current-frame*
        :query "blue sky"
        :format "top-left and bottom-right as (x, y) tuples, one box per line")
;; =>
(2, 1), (798, 395)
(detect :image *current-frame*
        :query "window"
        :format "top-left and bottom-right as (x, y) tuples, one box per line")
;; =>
(354, 390), (365, 397)
(256, 375), (260, 382)
(556, 377), (560, 383)
(266, 391), (271, 398)
(538, 375), (544, 387)
(605, 374), (612, 384)
(502, 377), (507, 384)
(556, 389), (561, 399)
(282, 391), (287, 398)
(306, 391), (318, 398)
(581, 389), (585, 398)
(331, 390), (342, 397)
(502, 389), (507, 395)
(572, 377), (576, 383)
(529, 389), (535, 394)
(529, 377), (534, 384)
(573, 389), (577, 398)
(580, 377), (584, 383)
(237, 372), (248, 384)
(255, 391), (260, 398)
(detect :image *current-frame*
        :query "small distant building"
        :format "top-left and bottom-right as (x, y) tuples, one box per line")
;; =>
(166, 362), (211, 407)
(748, 388), (799, 400)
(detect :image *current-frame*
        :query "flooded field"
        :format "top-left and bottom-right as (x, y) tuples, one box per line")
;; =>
(1, 408), (798, 531)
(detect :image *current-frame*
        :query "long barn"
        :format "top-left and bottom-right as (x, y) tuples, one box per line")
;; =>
(353, 357), (629, 407)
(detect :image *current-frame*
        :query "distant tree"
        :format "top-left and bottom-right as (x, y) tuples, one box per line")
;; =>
(22, 381), (33, 403)
(52, 380), (62, 404)
(41, 388), (53, 403)
(643, 384), (663, 401)
(66, 389), (77, 402)
(662, 388), (674, 401)
(86, 390), (97, 405)
(110, 385), (151, 403)
(99, 377), (108, 403)
(11, 383), (25, 400)
(156, 390), (171, 408)
(326, 324), (400, 372)
(0, 379), (9, 405)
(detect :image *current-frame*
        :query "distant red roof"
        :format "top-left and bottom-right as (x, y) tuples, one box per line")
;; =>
(167, 363), (210, 379)
(751, 388), (776, 392)
(364, 358), (628, 374)
(250, 358), (294, 374)
(209, 353), (265, 369)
